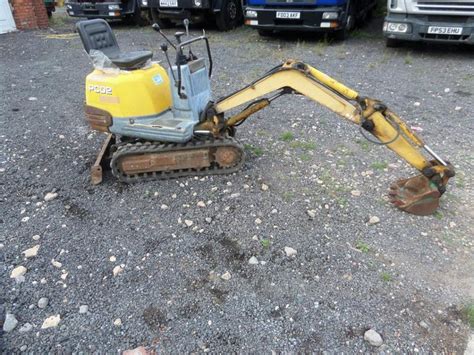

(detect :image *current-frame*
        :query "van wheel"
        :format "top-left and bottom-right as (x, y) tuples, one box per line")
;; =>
(386, 38), (402, 48)
(215, 0), (241, 31)
(150, 8), (173, 28)
(128, 1), (149, 26)
(333, 2), (355, 41)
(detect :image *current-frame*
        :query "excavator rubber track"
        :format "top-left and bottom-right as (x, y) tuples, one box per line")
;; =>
(110, 136), (245, 183)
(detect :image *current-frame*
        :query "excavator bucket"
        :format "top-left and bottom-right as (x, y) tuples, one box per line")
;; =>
(388, 175), (442, 216)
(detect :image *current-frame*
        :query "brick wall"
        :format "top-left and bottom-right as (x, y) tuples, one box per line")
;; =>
(11, 0), (49, 30)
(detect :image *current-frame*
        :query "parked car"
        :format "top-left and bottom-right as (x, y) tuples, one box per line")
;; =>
(243, 0), (377, 39)
(383, 0), (474, 47)
(65, 0), (148, 25)
(146, 0), (243, 31)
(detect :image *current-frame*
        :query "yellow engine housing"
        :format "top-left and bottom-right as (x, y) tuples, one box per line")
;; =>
(85, 63), (172, 118)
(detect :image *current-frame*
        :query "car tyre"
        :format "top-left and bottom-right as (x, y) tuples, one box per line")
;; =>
(215, 0), (241, 31)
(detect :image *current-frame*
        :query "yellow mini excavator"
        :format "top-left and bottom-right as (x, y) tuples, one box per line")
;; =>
(76, 19), (455, 216)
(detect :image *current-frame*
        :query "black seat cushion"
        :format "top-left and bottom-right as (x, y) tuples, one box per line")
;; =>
(109, 50), (153, 70)
(76, 19), (120, 58)
(76, 19), (153, 70)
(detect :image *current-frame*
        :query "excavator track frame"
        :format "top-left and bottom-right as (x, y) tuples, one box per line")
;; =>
(110, 136), (245, 183)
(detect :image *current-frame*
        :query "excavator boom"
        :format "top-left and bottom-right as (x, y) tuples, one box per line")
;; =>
(197, 60), (455, 215)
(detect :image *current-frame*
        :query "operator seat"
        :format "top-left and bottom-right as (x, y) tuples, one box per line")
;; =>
(76, 19), (153, 70)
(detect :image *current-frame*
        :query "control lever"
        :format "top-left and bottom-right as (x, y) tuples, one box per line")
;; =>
(160, 43), (176, 81)
(183, 18), (190, 37)
(183, 18), (195, 60)
(175, 31), (185, 43)
(152, 23), (176, 49)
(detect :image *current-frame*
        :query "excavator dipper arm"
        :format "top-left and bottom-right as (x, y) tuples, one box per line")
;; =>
(196, 60), (455, 215)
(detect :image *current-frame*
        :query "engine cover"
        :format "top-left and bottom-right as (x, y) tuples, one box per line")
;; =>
(85, 62), (172, 119)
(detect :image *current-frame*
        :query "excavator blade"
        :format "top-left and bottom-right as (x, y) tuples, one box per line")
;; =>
(388, 175), (442, 216)
(91, 133), (114, 185)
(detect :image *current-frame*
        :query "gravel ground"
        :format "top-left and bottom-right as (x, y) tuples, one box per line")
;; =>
(1, 11), (473, 353)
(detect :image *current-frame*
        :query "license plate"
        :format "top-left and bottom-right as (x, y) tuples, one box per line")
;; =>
(159, 0), (177, 7)
(427, 26), (462, 35)
(276, 11), (300, 19)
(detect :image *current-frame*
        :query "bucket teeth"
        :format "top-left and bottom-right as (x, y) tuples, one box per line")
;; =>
(388, 175), (442, 216)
